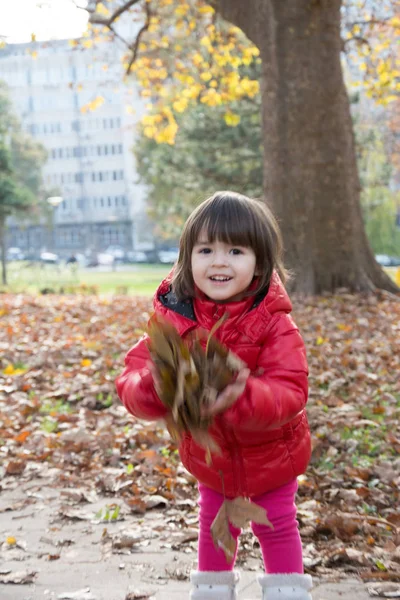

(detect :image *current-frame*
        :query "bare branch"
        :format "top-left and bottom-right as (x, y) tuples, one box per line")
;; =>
(89, 0), (142, 27)
(342, 34), (371, 53)
(71, 0), (88, 11)
(126, 3), (151, 74)
(344, 17), (394, 29)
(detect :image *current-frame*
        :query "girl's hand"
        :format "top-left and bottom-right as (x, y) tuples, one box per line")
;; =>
(204, 368), (250, 417)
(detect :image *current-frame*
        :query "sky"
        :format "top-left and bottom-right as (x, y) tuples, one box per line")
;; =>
(0, 0), (89, 44)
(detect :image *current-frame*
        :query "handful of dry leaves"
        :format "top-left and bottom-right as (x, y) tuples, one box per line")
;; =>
(147, 314), (245, 457)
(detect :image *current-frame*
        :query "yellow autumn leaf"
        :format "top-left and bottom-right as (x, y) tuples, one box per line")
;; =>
(337, 323), (352, 331)
(200, 35), (212, 49)
(80, 95), (105, 113)
(144, 125), (157, 138)
(173, 98), (188, 113)
(316, 336), (327, 346)
(83, 341), (103, 350)
(200, 71), (212, 82)
(95, 2), (110, 16)
(224, 112), (241, 126)
(81, 359), (92, 368)
(199, 5), (215, 14)
(395, 268), (400, 287)
(6, 536), (17, 546)
(175, 5), (189, 17)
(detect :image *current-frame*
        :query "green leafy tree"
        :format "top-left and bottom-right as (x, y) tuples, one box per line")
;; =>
(356, 121), (400, 255)
(136, 71), (400, 257)
(135, 92), (262, 242)
(0, 82), (47, 285)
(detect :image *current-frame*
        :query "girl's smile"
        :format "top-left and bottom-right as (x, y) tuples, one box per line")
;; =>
(191, 237), (257, 303)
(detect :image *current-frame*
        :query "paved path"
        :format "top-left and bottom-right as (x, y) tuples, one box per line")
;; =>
(0, 476), (373, 600)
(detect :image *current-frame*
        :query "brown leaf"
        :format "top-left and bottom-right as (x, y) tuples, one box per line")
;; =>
(211, 498), (273, 561)
(125, 591), (155, 600)
(5, 460), (26, 475)
(226, 497), (273, 530)
(210, 501), (237, 561)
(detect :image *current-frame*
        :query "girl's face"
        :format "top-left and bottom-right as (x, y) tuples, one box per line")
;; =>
(191, 234), (257, 303)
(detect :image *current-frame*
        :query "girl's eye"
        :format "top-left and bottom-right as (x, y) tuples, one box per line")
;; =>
(199, 248), (211, 254)
(231, 248), (243, 255)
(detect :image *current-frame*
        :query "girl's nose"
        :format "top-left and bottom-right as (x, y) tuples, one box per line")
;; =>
(211, 251), (228, 266)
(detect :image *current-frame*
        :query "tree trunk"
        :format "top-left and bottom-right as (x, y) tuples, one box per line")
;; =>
(219, 0), (399, 294)
(0, 217), (7, 286)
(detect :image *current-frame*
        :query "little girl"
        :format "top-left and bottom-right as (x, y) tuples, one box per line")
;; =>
(116, 191), (312, 600)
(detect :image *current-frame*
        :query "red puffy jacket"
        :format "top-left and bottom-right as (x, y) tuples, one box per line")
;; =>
(115, 272), (311, 498)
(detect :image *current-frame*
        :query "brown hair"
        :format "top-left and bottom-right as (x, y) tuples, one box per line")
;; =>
(172, 191), (287, 300)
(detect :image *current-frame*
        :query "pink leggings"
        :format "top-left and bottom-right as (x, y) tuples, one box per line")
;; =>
(198, 479), (303, 573)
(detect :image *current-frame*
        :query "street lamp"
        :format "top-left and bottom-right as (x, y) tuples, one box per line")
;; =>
(47, 196), (63, 208)
(47, 196), (63, 252)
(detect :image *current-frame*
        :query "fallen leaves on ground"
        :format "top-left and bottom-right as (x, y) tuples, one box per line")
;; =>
(0, 291), (399, 581)
(0, 569), (37, 584)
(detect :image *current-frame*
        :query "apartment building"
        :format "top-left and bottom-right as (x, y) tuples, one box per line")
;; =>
(0, 37), (153, 257)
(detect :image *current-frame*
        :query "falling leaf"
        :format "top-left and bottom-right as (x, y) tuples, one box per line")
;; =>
(211, 497), (273, 561)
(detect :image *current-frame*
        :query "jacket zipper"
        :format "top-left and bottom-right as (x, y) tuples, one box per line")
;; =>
(221, 421), (247, 498)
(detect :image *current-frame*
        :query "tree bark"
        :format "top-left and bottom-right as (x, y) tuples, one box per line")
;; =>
(0, 217), (7, 286)
(218, 0), (399, 294)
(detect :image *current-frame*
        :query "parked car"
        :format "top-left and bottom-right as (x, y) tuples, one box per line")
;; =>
(40, 252), (59, 264)
(97, 252), (114, 266)
(375, 254), (400, 267)
(158, 247), (180, 264)
(7, 247), (25, 261)
(126, 251), (148, 263)
(105, 245), (125, 262)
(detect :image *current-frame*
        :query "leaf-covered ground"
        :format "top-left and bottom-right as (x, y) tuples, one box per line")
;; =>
(0, 292), (400, 581)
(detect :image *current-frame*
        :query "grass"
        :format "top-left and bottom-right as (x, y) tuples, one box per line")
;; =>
(1, 261), (171, 296)
(1, 262), (399, 296)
